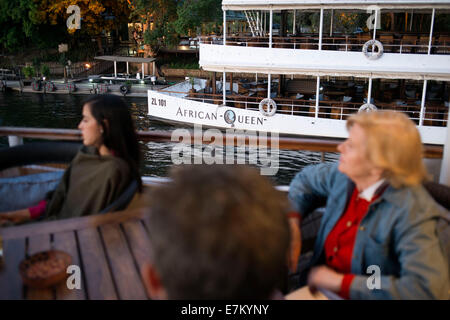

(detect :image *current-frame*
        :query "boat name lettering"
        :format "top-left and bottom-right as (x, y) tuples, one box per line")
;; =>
(237, 115), (264, 126)
(176, 107), (217, 120)
(151, 98), (166, 107)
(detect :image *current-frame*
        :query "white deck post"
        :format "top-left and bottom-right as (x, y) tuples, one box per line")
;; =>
(257, 11), (260, 36)
(223, 71), (226, 105)
(373, 9), (378, 40)
(142, 63), (145, 78)
(419, 79), (427, 126)
(428, 8), (435, 55)
(330, 9), (334, 36)
(223, 10), (227, 45)
(293, 10), (296, 35)
(319, 8), (324, 50)
(263, 11), (265, 35)
(440, 114), (450, 185)
(268, 73), (271, 99)
(126, 62), (129, 75)
(367, 76), (373, 104)
(114, 61), (117, 78)
(315, 76), (320, 118)
(269, 8), (273, 48)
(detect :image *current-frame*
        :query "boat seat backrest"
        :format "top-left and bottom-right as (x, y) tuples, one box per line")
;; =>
(0, 142), (82, 171)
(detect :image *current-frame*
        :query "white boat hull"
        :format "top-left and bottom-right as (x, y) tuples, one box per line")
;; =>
(147, 90), (446, 145)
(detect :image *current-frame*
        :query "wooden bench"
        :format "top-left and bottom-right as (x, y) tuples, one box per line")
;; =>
(0, 207), (152, 300)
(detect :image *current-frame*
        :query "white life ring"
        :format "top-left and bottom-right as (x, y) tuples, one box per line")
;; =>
(359, 103), (378, 113)
(362, 40), (383, 60)
(258, 98), (277, 117)
(120, 84), (130, 95)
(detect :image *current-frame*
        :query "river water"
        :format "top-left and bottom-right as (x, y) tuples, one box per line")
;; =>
(0, 92), (338, 185)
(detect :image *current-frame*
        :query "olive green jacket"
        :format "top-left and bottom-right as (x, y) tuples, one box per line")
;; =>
(45, 146), (131, 220)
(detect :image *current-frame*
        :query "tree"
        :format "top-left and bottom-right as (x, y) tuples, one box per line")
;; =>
(38, 0), (130, 36)
(32, 0), (131, 56)
(129, 0), (222, 54)
(130, 0), (178, 54)
(173, 0), (222, 36)
(0, 0), (40, 51)
(0, 0), (131, 56)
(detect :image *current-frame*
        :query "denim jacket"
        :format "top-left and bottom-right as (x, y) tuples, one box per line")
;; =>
(288, 162), (449, 299)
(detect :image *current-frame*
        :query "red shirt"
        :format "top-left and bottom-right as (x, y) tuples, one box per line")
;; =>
(324, 186), (384, 299)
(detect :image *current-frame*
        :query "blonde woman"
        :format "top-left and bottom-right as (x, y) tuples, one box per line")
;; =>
(287, 111), (448, 299)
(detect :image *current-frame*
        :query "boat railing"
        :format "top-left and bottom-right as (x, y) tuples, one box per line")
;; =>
(163, 91), (448, 128)
(0, 126), (443, 159)
(199, 34), (450, 55)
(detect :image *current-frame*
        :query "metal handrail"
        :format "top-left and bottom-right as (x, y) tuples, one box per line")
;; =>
(159, 91), (448, 128)
(0, 126), (443, 158)
(199, 35), (450, 53)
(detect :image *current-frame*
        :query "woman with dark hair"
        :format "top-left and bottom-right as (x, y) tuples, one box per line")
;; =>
(0, 94), (142, 223)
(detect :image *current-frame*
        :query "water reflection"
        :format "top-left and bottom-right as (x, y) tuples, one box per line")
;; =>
(0, 92), (338, 185)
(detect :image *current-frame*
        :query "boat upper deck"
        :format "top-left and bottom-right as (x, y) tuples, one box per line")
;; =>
(200, 32), (450, 55)
(200, 1), (450, 79)
(222, 0), (450, 10)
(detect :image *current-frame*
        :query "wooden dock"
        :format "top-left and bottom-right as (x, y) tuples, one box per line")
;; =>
(2, 80), (169, 98)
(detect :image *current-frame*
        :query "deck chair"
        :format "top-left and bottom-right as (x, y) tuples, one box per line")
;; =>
(400, 35), (418, 53)
(416, 36), (435, 54)
(380, 35), (395, 53)
(436, 35), (450, 54)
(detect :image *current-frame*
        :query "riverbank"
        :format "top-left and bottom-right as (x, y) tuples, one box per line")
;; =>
(2, 80), (169, 98)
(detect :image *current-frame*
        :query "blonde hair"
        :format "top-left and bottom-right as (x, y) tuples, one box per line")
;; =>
(347, 111), (427, 188)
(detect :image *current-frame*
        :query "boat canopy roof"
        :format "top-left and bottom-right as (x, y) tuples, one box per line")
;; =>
(94, 56), (156, 63)
(222, 0), (450, 11)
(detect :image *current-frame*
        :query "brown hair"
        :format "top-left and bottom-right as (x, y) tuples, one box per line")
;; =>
(347, 111), (427, 188)
(146, 165), (290, 299)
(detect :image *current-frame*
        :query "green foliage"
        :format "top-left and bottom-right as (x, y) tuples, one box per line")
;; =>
(131, 0), (222, 52)
(40, 64), (50, 78)
(173, 0), (222, 36)
(167, 61), (199, 69)
(0, 0), (130, 54)
(22, 66), (35, 78)
(131, 0), (178, 53)
(158, 56), (199, 69)
(0, 0), (66, 51)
